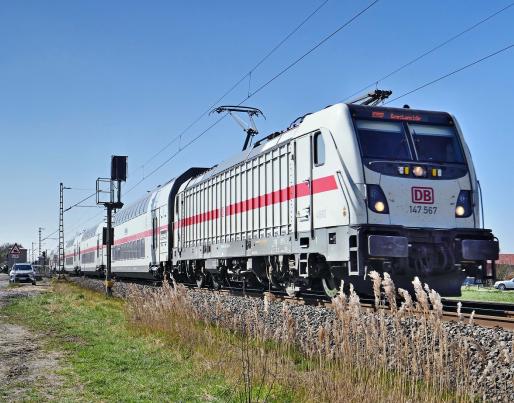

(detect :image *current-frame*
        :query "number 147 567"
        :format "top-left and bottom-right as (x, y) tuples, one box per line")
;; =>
(409, 205), (438, 214)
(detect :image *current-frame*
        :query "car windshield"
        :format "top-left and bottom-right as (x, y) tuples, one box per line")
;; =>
(409, 124), (464, 163)
(14, 265), (32, 271)
(355, 120), (412, 160)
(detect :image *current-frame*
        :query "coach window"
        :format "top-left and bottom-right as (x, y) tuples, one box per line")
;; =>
(313, 132), (325, 166)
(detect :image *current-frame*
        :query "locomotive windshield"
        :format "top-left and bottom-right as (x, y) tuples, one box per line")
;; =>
(408, 124), (464, 163)
(355, 120), (413, 160)
(355, 119), (465, 164)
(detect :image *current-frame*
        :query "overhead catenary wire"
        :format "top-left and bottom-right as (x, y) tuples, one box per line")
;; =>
(124, 114), (228, 196)
(124, 0), (380, 196)
(64, 192), (97, 213)
(42, 190), (100, 244)
(246, 0), (380, 101)
(342, 1), (514, 101)
(385, 43), (514, 104)
(134, 0), (331, 174)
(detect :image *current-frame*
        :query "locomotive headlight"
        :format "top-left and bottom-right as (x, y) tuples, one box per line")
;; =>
(367, 184), (389, 214)
(413, 166), (426, 177)
(455, 190), (472, 218)
(374, 201), (386, 213)
(455, 206), (465, 217)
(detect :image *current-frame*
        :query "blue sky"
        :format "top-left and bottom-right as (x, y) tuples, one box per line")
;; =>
(1, 0), (513, 255)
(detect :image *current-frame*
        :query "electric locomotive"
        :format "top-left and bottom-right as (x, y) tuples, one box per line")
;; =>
(171, 102), (498, 296)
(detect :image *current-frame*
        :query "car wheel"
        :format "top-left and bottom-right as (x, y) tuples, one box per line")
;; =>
(498, 284), (506, 291)
(32, 281), (36, 286)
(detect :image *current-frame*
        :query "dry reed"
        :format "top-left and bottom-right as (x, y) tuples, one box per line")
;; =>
(124, 275), (511, 402)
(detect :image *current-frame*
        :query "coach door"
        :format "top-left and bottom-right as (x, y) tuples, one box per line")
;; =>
(151, 208), (159, 264)
(159, 208), (168, 262)
(293, 134), (313, 238)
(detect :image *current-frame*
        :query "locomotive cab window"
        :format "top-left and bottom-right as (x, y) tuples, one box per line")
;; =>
(313, 132), (325, 166)
(408, 124), (465, 164)
(355, 120), (412, 161)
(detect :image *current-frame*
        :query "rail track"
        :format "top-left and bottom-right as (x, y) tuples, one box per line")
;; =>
(179, 280), (514, 330)
(69, 274), (514, 330)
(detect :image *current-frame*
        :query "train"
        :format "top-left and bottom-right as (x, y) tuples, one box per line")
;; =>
(62, 101), (499, 296)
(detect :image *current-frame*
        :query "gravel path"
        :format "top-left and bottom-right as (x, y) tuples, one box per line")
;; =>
(0, 274), (63, 401)
(69, 275), (514, 401)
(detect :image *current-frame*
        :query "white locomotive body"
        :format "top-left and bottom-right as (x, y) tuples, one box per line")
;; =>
(171, 103), (498, 296)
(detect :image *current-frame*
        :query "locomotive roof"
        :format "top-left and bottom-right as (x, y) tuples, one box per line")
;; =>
(184, 102), (341, 186)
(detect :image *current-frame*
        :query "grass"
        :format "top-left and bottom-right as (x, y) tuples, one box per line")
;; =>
(451, 287), (514, 303)
(3, 277), (510, 402)
(1, 281), (234, 402)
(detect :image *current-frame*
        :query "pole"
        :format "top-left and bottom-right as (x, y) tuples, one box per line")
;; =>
(38, 227), (43, 264)
(58, 183), (66, 277)
(105, 205), (113, 297)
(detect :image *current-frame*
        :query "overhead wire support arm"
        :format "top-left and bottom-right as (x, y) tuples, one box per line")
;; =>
(210, 106), (265, 151)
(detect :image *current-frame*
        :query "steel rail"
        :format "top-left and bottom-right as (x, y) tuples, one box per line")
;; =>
(67, 274), (514, 329)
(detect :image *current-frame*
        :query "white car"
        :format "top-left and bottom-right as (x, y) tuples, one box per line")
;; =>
(494, 279), (514, 291)
(9, 263), (37, 285)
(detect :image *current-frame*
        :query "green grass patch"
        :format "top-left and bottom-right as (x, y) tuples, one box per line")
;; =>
(1, 282), (234, 402)
(450, 287), (514, 303)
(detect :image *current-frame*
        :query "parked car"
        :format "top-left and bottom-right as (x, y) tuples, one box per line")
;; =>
(9, 263), (37, 285)
(462, 277), (483, 287)
(494, 278), (514, 290)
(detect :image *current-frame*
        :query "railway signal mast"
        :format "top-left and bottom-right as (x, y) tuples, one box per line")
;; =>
(96, 156), (127, 296)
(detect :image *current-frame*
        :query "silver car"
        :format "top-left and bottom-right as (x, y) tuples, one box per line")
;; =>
(494, 278), (514, 291)
(9, 263), (37, 285)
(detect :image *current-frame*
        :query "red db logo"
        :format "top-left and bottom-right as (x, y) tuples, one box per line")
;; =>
(412, 187), (434, 204)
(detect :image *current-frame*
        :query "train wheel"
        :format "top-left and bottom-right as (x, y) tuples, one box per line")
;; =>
(195, 273), (205, 288)
(322, 276), (339, 298)
(211, 274), (222, 290)
(285, 282), (297, 297)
